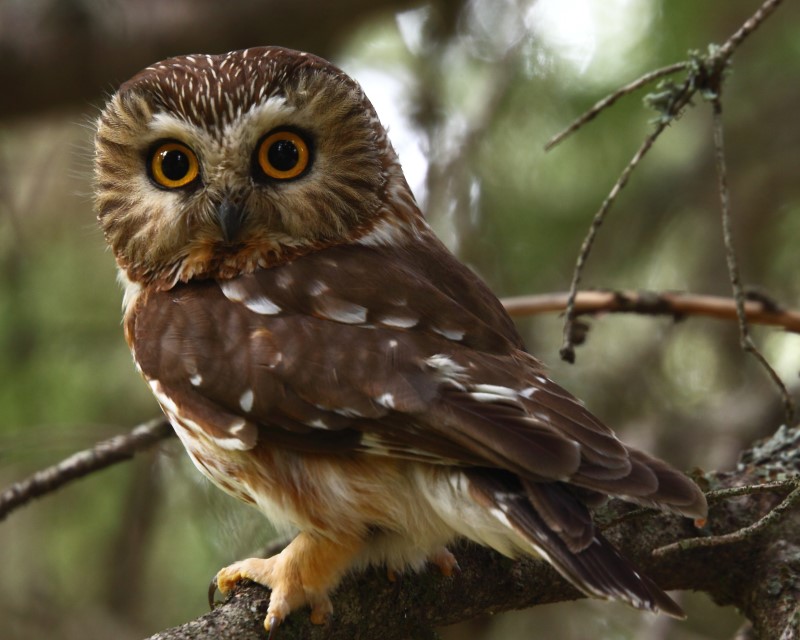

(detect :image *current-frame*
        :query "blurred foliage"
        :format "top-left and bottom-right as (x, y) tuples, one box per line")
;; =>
(1, 1), (798, 639)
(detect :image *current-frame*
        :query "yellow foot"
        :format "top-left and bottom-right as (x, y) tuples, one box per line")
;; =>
(429, 547), (460, 577)
(210, 532), (363, 633)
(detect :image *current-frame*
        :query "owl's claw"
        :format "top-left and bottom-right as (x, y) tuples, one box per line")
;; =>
(430, 547), (460, 577)
(208, 576), (219, 609)
(211, 533), (358, 633)
(266, 614), (281, 639)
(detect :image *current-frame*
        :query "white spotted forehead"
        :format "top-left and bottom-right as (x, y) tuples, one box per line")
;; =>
(145, 94), (299, 151)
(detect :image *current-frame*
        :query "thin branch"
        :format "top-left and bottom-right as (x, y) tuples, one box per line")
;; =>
(544, 62), (688, 151)
(551, 0), (786, 365)
(0, 417), (172, 522)
(501, 289), (800, 333)
(654, 481), (800, 557)
(716, 0), (785, 60)
(711, 96), (795, 422)
(559, 117), (674, 364)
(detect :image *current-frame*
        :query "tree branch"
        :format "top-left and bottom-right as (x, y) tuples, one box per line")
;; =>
(551, 0), (785, 363)
(502, 289), (800, 333)
(0, 417), (171, 522)
(145, 425), (800, 640)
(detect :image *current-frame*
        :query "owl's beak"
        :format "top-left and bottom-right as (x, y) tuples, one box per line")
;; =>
(216, 198), (248, 244)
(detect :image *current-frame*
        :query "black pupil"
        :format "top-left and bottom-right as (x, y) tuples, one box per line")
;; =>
(268, 139), (299, 172)
(160, 149), (190, 181)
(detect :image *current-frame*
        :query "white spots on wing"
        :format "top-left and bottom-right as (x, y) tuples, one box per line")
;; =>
(432, 326), (465, 342)
(472, 384), (518, 399)
(379, 315), (419, 329)
(520, 386), (538, 399)
(334, 407), (365, 418)
(275, 270), (294, 290)
(376, 393), (396, 409)
(190, 373), (203, 387)
(228, 420), (248, 436)
(219, 279), (248, 302)
(388, 339), (398, 349)
(214, 420), (252, 451)
(244, 295), (281, 315)
(308, 280), (329, 296)
(426, 354), (466, 376)
(307, 418), (330, 430)
(149, 379), (178, 414)
(469, 384), (524, 407)
(220, 278), (281, 314)
(489, 506), (513, 530)
(360, 433), (393, 456)
(425, 354), (468, 389)
(470, 392), (506, 403)
(315, 298), (368, 324)
(239, 389), (254, 413)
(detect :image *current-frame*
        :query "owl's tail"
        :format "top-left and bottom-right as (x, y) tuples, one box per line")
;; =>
(467, 470), (686, 619)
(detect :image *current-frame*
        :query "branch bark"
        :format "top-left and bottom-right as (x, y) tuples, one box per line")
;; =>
(502, 289), (800, 333)
(145, 426), (800, 640)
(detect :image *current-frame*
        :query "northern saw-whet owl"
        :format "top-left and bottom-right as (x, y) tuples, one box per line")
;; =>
(94, 46), (707, 634)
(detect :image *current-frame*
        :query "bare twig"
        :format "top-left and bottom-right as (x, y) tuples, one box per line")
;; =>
(654, 481), (800, 557)
(0, 417), (172, 522)
(710, 95), (796, 423)
(544, 62), (688, 151)
(559, 117), (675, 364)
(554, 0), (786, 364)
(501, 289), (800, 333)
(716, 0), (785, 60)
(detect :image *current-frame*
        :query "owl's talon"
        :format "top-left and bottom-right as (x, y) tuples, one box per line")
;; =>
(266, 614), (282, 639)
(208, 576), (220, 609)
(309, 599), (334, 625)
(430, 547), (460, 578)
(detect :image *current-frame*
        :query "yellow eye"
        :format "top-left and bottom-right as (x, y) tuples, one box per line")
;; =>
(256, 130), (310, 180)
(149, 141), (200, 189)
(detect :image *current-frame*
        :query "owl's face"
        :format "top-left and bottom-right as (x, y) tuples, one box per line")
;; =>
(94, 47), (414, 288)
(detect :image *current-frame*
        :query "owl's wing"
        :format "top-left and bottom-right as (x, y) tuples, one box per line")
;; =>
(129, 239), (705, 520)
(129, 238), (704, 617)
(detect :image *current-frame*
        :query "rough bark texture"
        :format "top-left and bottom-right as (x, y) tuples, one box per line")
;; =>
(145, 426), (800, 640)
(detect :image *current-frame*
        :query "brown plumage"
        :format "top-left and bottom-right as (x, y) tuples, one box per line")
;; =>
(95, 46), (706, 633)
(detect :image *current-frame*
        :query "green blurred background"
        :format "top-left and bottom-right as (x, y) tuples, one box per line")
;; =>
(1, 1), (798, 638)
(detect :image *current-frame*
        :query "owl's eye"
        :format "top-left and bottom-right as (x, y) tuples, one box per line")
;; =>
(255, 129), (311, 181)
(149, 141), (200, 189)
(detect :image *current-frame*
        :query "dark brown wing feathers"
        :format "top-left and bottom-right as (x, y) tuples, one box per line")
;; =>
(129, 238), (706, 615)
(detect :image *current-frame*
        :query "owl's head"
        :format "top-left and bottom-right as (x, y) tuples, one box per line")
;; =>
(95, 47), (419, 288)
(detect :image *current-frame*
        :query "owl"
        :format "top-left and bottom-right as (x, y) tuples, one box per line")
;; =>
(94, 47), (706, 634)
